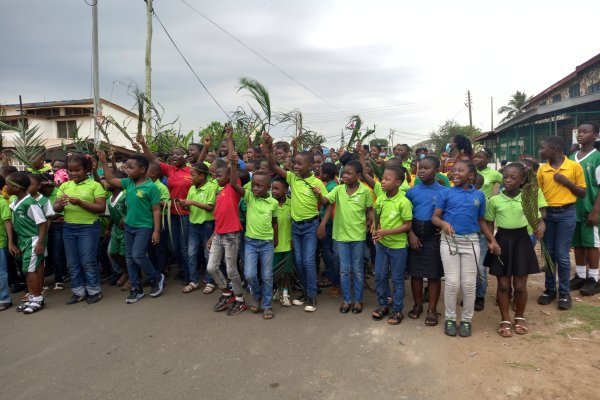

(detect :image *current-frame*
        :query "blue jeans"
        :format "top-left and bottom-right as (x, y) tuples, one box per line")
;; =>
(0, 249), (10, 305)
(375, 244), (407, 312)
(543, 206), (576, 294)
(476, 234), (488, 299)
(48, 222), (66, 283)
(336, 240), (365, 304)
(244, 237), (274, 308)
(125, 225), (159, 290)
(188, 221), (215, 284)
(320, 224), (339, 286)
(292, 219), (319, 299)
(169, 214), (189, 282)
(63, 222), (101, 296)
(148, 228), (168, 274)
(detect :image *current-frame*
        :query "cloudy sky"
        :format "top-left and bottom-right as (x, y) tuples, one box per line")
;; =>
(1, 0), (598, 147)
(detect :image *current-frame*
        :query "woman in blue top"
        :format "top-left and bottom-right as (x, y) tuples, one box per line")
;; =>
(432, 160), (499, 338)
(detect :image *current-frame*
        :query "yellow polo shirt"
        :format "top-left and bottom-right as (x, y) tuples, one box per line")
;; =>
(537, 156), (586, 207)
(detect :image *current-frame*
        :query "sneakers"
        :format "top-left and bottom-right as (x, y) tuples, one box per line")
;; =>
(444, 320), (457, 337)
(227, 300), (247, 316)
(126, 288), (145, 304)
(558, 293), (572, 310)
(86, 293), (102, 304)
(459, 321), (472, 337)
(280, 294), (291, 307)
(22, 299), (44, 314)
(474, 297), (485, 312)
(570, 274), (586, 291)
(214, 294), (235, 311)
(292, 294), (307, 306)
(537, 290), (557, 305)
(580, 278), (600, 296)
(149, 274), (165, 298)
(53, 282), (64, 292)
(304, 297), (317, 312)
(66, 294), (86, 305)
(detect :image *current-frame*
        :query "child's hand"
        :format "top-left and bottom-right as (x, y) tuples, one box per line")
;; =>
(441, 222), (454, 236)
(311, 186), (321, 195)
(488, 240), (501, 255)
(207, 237), (213, 251)
(262, 132), (273, 146)
(273, 239), (278, 249)
(91, 157), (98, 171)
(97, 149), (107, 164)
(68, 197), (82, 206)
(553, 173), (570, 186)
(55, 196), (69, 207)
(136, 133), (146, 146)
(34, 241), (44, 256)
(586, 211), (599, 226)
(535, 220), (546, 238)
(408, 231), (422, 250)
(151, 230), (160, 246)
(225, 124), (233, 139)
(372, 229), (385, 242)
(317, 224), (326, 240)
(355, 141), (364, 156)
(203, 135), (212, 147)
(9, 243), (20, 257)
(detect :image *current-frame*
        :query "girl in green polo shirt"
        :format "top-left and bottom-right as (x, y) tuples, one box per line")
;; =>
(54, 154), (106, 305)
(485, 163), (544, 338)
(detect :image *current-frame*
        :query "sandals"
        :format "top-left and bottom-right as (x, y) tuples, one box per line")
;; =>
(498, 321), (512, 338)
(425, 310), (439, 326)
(408, 304), (423, 319)
(352, 302), (363, 314)
(203, 283), (216, 294)
(182, 282), (199, 293)
(53, 283), (64, 292)
(388, 311), (404, 325)
(318, 277), (332, 288)
(340, 303), (352, 314)
(372, 306), (389, 321)
(22, 300), (44, 314)
(514, 317), (528, 335)
(329, 286), (340, 298)
(263, 308), (274, 320)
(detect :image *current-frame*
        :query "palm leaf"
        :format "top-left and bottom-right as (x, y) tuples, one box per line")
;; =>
(0, 120), (46, 169)
(368, 158), (383, 181)
(237, 77), (271, 132)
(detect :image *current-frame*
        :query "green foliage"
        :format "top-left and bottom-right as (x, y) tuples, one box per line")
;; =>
(423, 120), (482, 154)
(235, 78), (271, 146)
(368, 159), (384, 180)
(369, 138), (388, 148)
(0, 120), (46, 169)
(346, 115), (376, 149)
(498, 91), (531, 124)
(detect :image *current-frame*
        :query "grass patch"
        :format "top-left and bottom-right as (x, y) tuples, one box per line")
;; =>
(504, 361), (539, 370)
(557, 303), (600, 336)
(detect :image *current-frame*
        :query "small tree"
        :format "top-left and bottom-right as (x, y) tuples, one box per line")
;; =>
(498, 91), (530, 124)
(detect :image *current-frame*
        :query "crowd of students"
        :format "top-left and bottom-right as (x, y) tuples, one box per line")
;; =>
(0, 121), (599, 338)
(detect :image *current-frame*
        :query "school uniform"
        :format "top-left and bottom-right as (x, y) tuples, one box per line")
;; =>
(0, 198), (12, 306)
(148, 180), (170, 275)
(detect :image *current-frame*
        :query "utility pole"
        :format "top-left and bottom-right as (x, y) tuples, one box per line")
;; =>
(92, 0), (100, 146)
(465, 90), (473, 128)
(490, 97), (494, 131)
(340, 129), (345, 148)
(145, 0), (153, 138)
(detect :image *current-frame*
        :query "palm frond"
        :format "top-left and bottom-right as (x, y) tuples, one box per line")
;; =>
(0, 120), (46, 169)
(368, 158), (384, 181)
(238, 77), (271, 131)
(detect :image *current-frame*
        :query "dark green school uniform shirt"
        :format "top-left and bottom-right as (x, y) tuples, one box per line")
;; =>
(120, 178), (161, 229)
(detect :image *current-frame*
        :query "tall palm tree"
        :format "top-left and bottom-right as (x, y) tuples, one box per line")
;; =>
(498, 91), (530, 123)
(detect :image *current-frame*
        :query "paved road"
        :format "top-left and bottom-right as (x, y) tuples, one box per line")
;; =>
(1, 280), (457, 400)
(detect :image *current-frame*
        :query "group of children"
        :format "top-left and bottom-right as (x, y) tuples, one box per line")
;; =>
(1, 120), (599, 339)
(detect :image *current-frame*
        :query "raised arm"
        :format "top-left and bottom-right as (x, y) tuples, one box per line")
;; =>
(97, 150), (123, 189)
(356, 141), (375, 189)
(197, 135), (211, 164)
(229, 152), (245, 196)
(263, 132), (286, 179)
(136, 133), (158, 163)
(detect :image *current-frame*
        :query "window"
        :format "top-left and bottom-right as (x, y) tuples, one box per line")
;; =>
(0, 118), (28, 130)
(57, 120), (78, 138)
(553, 94), (561, 103)
(569, 83), (580, 98)
(539, 101), (546, 106)
(590, 82), (600, 94)
(64, 107), (92, 116)
(25, 108), (60, 116)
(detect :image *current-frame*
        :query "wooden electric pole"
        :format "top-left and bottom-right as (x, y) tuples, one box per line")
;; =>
(466, 90), (473, 128)
(145, 0), (153, 138)
(490, 96), (494, 131)
(92, 0), (100, 146)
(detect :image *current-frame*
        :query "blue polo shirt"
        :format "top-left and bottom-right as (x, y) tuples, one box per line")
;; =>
(434, 185), (485, 235)
(406, 181), (447, 221)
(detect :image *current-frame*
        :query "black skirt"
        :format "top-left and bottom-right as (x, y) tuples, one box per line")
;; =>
(407, 220), (444, 279)
(484, 227), (540, 277)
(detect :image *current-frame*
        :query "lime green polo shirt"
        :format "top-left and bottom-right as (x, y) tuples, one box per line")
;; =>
(244, 190), (278, 240)
(154, 179), (171, 216)
(59, 178), (105, 224)
(274, 197), (292, 253)
(485, 190), (541, 229)
(374, 191), (413, 248)
(0, 198), (11, 248)
(478, 167), (503, 198)
(286, 171), (327, 222)
(49, 187), (64, 216)
(187, 181), (217, 225)
(120, 178), (161, 229)
(325, 183), (373, 242)
(374, 180), (411, 198)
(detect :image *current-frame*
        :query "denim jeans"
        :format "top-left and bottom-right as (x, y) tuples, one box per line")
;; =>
(244, 237), (274, 308)
(292, 219), (319, 299)
(375, 244), (407, 313)
(170, 214), (189, 282)
(335, 240), (365, 304)
(63, 222), (101, 296)
(320, 224), (339, 286)
(543, 205), (576, 294)
(148, 228), (168, 275)
(48, 222), (66, 283)
(125, 225), (159, 290)
(0, 248), (10, 305)
(207, 232), (243, 295)
(188, 221), (215, 284)
(475, 234), (488, 299)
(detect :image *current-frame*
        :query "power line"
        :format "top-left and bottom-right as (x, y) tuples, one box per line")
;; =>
(152, 7), (231, 121)
(177, 0), (343, 113)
